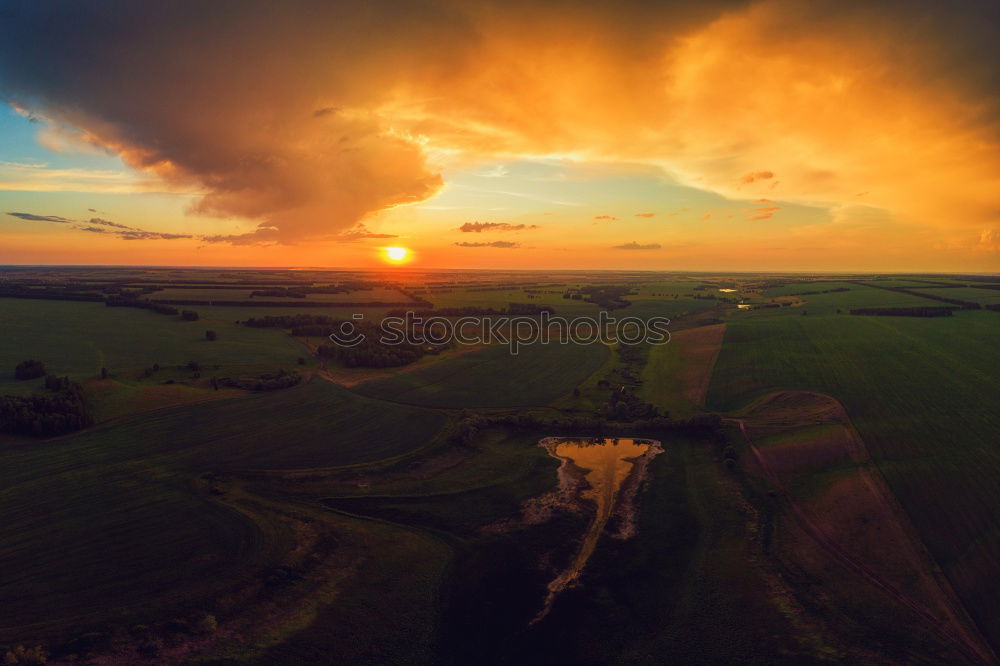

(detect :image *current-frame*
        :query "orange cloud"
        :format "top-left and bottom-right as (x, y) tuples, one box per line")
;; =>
(739, 171), (775, 185)
(1, 0), (997, 265)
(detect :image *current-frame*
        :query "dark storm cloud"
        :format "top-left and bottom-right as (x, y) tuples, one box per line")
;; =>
(0, 0), (750, 244)
(0, 0), (996, 244)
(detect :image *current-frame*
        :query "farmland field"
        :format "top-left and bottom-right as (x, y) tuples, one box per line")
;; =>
(0, 298), (304, 394)
(907, 286), (1000, 305)
(354, 340), (610, 407)
(0, 378), (445, 641)
(0, 266), (997, 664)
(758, 282), (945, 314)
(707, 310), (1000, 647)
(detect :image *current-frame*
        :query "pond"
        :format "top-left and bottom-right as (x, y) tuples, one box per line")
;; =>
(534, 436), (661, 621)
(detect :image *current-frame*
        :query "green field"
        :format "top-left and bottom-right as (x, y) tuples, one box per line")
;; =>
(2, 267), (998, 662)
(620, 297), (718, 321)
(757, 282), (944, 315)
(422, 286), (602, 318)
(0, 298), (304, 394)
(634, 280), (713, 296)
(762, 280), (859, 296)
(706, 310), (1000, 646)
(908, 286), (1000, 305)
(0, 378), (445, 640)
(151, 286), (407, 303)
(856, 279), (937, 288)
(353, 341), (610, 408)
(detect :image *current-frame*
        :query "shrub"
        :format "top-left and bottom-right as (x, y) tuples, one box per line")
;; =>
(205, 330), (217, 341)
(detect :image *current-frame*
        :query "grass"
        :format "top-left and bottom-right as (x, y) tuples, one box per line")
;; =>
(0, 298), (304, 395)
(0, 379), (446, 642)
(353, 341), (610, 408)
(706, 310), (1000, 648)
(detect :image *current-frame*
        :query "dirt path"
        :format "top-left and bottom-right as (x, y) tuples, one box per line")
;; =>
(727, 399), (996, 665)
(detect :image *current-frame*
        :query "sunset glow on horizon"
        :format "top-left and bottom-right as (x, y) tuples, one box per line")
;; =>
(0, 1), (997, 272)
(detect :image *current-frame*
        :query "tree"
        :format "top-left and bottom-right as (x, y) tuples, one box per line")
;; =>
(14, 359), (45, 380)
(2, 645), (47, 665)
(205, 330), (217, 341)
(196, 613), (218, 634)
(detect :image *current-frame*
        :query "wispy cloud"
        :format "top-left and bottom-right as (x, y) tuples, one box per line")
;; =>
(338, 223), (399, 241)
(458, 221), (538, 232)
(738, 170), (775, 185)
(7, 210), (190, 240)
(84, 217), (135, 230)
(746, 204), (780, 220)
(613, 241), (661, 250)
(0, 161), (194, 194)
(6, 211), (72, 223)
(594, 215), (617, 221)
(634, 212), (655, 218)
(477, 165), (509, 178)
(454, 240), (521, 248)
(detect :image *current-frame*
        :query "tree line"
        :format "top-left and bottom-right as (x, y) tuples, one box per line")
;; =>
(385, 303), (555, 317)
(216, 370), (301, 391)
(787, 287), (850, 296)
(0, 374), (92, 437)
(315, 319), (429, 367)
(242, 313), (335, 328)
(853, 281), (981, 309)
(449, 410), (723, 448)
(850, 307), (955, 317)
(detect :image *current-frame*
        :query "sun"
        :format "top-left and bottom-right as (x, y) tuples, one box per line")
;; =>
(384, 246), (409, 263)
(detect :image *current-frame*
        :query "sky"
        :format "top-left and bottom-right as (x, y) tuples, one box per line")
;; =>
(0, 0), (997, 271)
